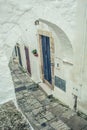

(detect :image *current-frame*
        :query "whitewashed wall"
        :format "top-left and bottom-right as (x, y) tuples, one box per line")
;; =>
(0, 49), (16, 104)
(72, 0), (87, 114)
(0, 0), (77, 102)
(1, 0), (87, 114)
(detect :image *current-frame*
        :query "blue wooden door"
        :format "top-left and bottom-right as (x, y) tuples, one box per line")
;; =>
(41, 35), (52, 84)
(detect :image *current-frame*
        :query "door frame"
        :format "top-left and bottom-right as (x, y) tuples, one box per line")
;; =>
(16, 43), (22, 66)
(38, 30), (54, 90)
(24, 45), (31, 76)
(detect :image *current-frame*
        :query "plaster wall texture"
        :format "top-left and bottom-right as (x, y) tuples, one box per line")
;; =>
(72, 0), (87, 113)
(1, 0), (87, 114)
(0, 49), (16, 104)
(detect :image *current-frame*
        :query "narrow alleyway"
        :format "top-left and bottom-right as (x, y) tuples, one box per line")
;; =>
(9, 61), (87, 130)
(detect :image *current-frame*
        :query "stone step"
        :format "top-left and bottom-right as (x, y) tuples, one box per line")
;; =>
(50, 120), (71, 130)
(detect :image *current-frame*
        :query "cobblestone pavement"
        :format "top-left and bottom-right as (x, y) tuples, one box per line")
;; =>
(0, 101), (31, 130)
(9, 62), (87, 130)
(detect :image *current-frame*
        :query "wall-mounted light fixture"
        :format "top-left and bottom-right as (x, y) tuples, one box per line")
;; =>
(35, 20), (39, 25)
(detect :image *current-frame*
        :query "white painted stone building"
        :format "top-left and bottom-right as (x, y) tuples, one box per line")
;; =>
(0, 0), (87, 115)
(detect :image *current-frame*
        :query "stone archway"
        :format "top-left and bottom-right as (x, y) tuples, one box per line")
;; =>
(39, 18), (73, 63)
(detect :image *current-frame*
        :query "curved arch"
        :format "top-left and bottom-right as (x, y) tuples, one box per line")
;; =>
(39, 18), (73, 62)
(1, 22), (28, 60)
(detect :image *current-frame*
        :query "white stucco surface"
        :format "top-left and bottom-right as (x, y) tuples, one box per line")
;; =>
(0, 0), (77, 104)
(0, 49), (16, 104)
(1, 0), (87, 114)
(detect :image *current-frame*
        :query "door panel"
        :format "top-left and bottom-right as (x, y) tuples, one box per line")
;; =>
(41, 35), (52, 84)
(25, 46), (31, 75)
(17, 46), (22, 66)
(15, 46), (17, 56)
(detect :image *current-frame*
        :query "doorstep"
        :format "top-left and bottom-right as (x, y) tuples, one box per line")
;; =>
(38, 82), (53, 96)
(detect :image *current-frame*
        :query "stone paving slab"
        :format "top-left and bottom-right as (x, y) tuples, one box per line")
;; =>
(50, 120), (71, 130)
(32, 107), (43, 115)
(82, 126), (87, 130)
(41, 111), (55, 121)
(9, 62), (87, 130)
(15, 85), (26, 92)
(65, 115), (87, 130)
(50, 104), (68, 118)
(61, 109), (76, 119)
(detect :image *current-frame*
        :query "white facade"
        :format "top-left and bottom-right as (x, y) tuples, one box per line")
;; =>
(0, 0), (87, 114)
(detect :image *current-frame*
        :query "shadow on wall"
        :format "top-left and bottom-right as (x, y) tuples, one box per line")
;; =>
(39, 18), (73, 62)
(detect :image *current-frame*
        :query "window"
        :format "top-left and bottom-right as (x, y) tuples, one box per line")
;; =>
(55, 76), (66, 92)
